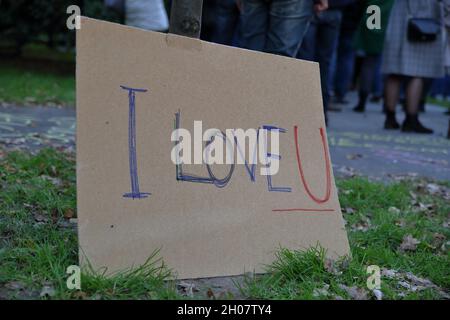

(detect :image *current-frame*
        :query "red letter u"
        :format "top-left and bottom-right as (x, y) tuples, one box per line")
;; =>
(294, 126), (331, 204)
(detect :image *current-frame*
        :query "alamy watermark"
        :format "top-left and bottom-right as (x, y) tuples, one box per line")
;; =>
(171, 122), (282, 176)
(66, 5), (81, 30)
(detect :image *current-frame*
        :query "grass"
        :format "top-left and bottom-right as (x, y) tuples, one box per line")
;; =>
(0, 63), (75, 106)
(428, 98), (450, 110)
(0, 42), (75, 106)
(0, 148), (449, 300)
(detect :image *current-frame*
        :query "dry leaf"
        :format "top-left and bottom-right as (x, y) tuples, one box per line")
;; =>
(399, 234), (420, 252)
(72, 291), (88, 299)
(388, 207), (401, 214)
(426, 183), (440, 195)
(5, 281), (25, 290)
(206, 288), (215, 299)
(343, 207), (355, 214)
(177, 281), (196, 297)
(40, 285), (56, 298)
(313, 284), (330, 297)
(338, 284), (368, 300)
(372, 289), (383, 300)
(33, 213), (48, 223)
(381, 268), (399, 279)
(346, 153), (363, 160)
(351, 217), (371, 233)
(324, 258), (342, 275)
(64, 208), (75, 219)
(395, 219), (406, 228)
(40, 175), (63, 187)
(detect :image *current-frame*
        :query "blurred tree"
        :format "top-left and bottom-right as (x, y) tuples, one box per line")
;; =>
(0, 0), (121, 56)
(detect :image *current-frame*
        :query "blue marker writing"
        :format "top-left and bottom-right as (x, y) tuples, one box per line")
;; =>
(121, 85), (151, 199)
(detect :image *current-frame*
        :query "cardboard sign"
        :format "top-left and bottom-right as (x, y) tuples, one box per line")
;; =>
(76, 17), (350, 279)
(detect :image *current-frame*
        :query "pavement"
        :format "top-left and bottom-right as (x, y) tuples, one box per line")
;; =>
(0, 93), (449, 181)
(327, 92), (450, 181)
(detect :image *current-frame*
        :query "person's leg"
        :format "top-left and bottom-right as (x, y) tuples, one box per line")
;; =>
(371, 55), (383, 101)
(265, 0), (314, 57)
(239, 0), (269, 52)
(402, 77), (433, 134)
(334, 30), (355, 103)
(210, 0), (240, 45)
(296, 15), (318, 61)
(384, 74), (401, 129)
(418, 78), (433, 113)
(314, 9), (342, 115)
(354, 54), (379, 112)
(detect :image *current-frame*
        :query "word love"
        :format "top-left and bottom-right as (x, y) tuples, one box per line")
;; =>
(171, 114), (282, 174)
(121, 85), (332, 207)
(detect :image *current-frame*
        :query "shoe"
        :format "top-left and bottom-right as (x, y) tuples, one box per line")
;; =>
(353, 104), (365, 113)
(384, 111), (400, 130)
(401, 115), (433, 134)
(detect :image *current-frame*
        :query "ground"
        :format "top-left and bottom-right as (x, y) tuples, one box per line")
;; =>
(0, 148), (449, 299)
(0, 59), (449, 300)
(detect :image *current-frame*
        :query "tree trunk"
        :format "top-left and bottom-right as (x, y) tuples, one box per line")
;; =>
(169, 0), (203, 39)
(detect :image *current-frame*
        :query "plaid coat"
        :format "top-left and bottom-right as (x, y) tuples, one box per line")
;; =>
(382, 0), (446, 78)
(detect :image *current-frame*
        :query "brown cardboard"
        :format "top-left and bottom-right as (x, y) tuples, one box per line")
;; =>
(76, 17), (350, 279)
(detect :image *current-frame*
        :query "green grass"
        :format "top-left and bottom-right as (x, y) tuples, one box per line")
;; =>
(243, 179), (449, 299)
(0, 64), (75, 106)
(0, 148), (449, 299)
(428, 98), (450, 109)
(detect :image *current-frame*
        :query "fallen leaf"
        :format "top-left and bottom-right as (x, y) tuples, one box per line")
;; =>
(64, 208), (75, 219)
(313, 284), (329, 297)
(343, 207), (355, 214)
(324, 258), (342, 275)
(388, 207), (401, 214)
(372, 289), (383, 300)
(72, 291), (88, 299)
(40, 175), (63, 187)
(40, 285), (56, 298)
(5, 281), (25, 290)
(426, 183), (440, 195)
(338, 284), (368, 300)
(395, 219), (406, 228)
(432, 233), (446, 248)
(351, 217), (371, 233)
(399, 234), (420, 252)
(177, 281), (196, 297)
(381, 268), (399, 279)
(206, 288), (215, 299)
(346, 153), (363, 160)
(33, 213), (48, 223)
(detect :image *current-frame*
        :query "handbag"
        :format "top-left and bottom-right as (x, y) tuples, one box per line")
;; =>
(407, 0), (441, 42)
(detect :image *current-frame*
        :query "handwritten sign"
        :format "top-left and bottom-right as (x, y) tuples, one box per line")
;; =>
(76, 17), (350, 279)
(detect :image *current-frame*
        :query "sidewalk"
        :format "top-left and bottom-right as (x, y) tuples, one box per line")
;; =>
(0, 94), (449, 181)
(327, 92), (450, 181)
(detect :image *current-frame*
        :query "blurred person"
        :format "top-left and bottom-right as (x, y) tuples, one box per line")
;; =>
(297, 0), (353, 117)
(210, 0), (241, 45)
(239, 0), (329, 58)
(382, 0), (445, 134)
(331, 1), (363, 104)
(445, 0), (450, 75)
(125, 0), (169, 32)
(444, 0), (450, 117)
(369, 56), (384, 103)
(201, 0), (218, 41)
(353, 0), (394, 113)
